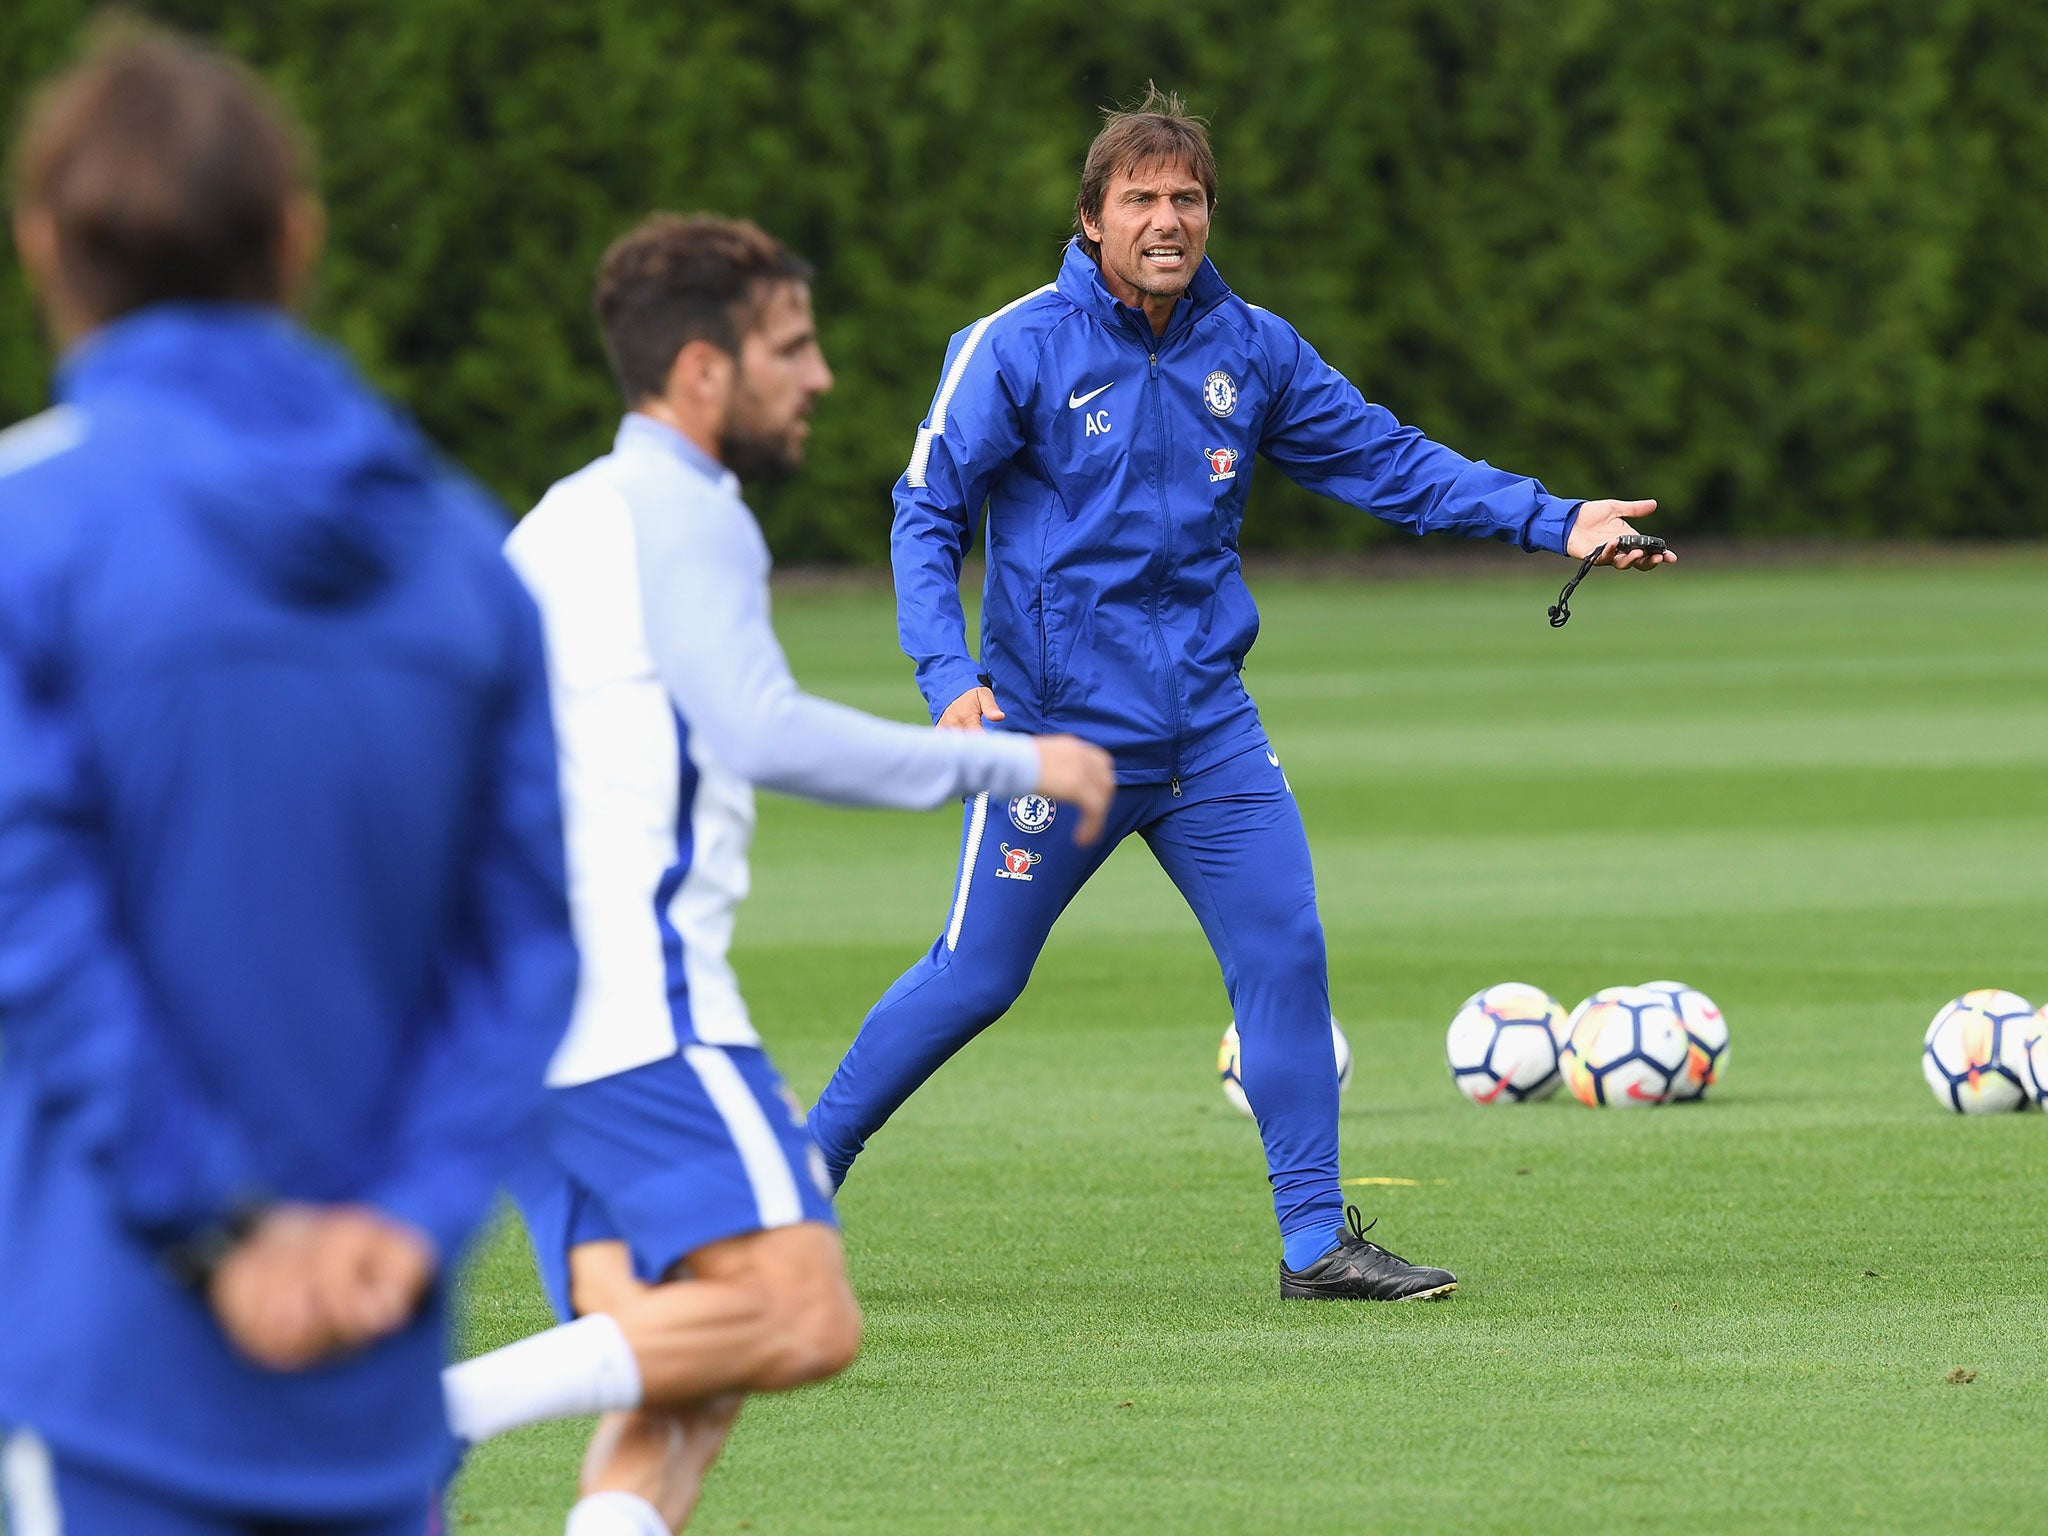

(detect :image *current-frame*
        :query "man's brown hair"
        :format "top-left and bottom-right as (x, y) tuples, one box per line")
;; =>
(594, 214), (814, 404)
(1073, 84), (1216, 260)
(11, 21), (311, 322)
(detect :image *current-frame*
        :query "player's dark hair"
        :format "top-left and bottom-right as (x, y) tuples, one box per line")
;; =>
(10, 20), (312, 321)
(594, 214), (814, 405)
(1074, 83), (1217, 260)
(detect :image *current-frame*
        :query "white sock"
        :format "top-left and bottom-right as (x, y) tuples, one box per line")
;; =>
(565, 1491), (670, 1536)
(443, 1312), (643, 1443)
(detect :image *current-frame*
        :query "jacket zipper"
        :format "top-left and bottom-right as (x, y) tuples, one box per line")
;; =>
(1142, 341), (1186, 795)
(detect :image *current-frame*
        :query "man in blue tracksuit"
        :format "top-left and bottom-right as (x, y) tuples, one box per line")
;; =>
(808, 87), (1673, 1299)
(0, 31), (575, 1530)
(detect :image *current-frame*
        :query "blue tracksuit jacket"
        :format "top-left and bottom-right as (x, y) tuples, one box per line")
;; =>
(0, 306), (576, 1514)
(895, 239), (1582, 782)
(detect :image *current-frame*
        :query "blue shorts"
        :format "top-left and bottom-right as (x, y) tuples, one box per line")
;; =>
(511, 1045), (837, 1321)
(0, 1430), (438, 1536)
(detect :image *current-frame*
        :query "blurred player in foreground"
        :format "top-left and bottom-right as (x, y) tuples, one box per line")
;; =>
(440, 215), (1114, 1534)
(0, 26), (576, 1535)
(807, 87), (1674, 1300)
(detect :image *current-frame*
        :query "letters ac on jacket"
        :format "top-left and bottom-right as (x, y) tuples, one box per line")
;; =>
(893, 238), (1581, 785)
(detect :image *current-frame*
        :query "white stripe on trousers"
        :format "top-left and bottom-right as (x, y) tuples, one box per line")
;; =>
(683, 1045), (804, 1229)
(2, 1431), (62, 1536)
(946, 792), (990, 952)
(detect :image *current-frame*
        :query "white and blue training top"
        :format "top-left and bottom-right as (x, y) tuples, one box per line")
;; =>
(507, 413), (1040, 1087)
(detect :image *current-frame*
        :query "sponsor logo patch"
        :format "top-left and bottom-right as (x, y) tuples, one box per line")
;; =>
(1203, 370), (1238, 417)
(1008, 793), (1057, 834)
(995, 844), (1042, 881)
(1206, 446), (1239, 483)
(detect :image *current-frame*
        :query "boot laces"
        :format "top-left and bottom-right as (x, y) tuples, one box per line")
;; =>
(1342, 1204), (1412, 1267)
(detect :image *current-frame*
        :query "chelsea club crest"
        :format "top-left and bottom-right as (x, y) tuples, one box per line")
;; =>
(1203, 370), (1238, 418)
(1008, 793), (1057, 835)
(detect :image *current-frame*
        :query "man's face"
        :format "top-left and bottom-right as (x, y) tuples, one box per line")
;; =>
(718, 280), (833, 483)
(1080, 160), (1212, 308)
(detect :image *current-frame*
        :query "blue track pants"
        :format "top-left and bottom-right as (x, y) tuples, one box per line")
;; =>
(808, 738), (1342, 1255)
(1, 1429), (438, 1536)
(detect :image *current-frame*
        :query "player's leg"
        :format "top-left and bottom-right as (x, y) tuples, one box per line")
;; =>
(447, 1045), (847, 1533)
(1138, 747), (1343, 1265)
(807, 788), (1143, 1186)
(571, 1396), (743, 1536)
(588, 1222), (859, 1403)
(1140, 744), (1454, 1300)
(560, 1225), (853, 1532)
(541, 1244), (744, 1534)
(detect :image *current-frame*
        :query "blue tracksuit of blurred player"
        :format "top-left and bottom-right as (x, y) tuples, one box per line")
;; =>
(0, 306), (576, 1525)
(808, 240), (1582, 1267)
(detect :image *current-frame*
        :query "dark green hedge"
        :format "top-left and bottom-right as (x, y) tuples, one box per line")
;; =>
(5, 0), (2046, 557)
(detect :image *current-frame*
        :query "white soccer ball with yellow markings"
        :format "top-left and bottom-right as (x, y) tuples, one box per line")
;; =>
(1558, 987), (1630, 1080)
(2025, 1008), (2048, 1111)
(1445, 983), (1565, 1104)
(1640, 980), (1729, 1101)
(1562, 987), (1689, 1108)
(1218, 1018), (1352, 1119)
(1922, 990), (2034, 1114)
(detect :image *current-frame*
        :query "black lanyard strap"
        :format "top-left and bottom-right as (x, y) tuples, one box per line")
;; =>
(1548, 534), (1668, 627)
(1548, 545), (1604, 628)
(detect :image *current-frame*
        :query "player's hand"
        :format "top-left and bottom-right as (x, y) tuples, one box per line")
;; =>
(937, 685), (1004, 731)
(1567, 500), (1676, 570)
(209, 1204), (333, 1371)
(1030, 735), (1115, 846)
(308, 1206), (437, 1352)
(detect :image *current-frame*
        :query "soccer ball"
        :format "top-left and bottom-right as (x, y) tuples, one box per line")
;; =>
(1446, 983), (1565, 1104)
(1218, 1018), (1353, 1119)
(1558, 987), (1632, 1074)
(2025, 1009), (2048, 1111)
(1562, 987), (1689, 1107)
(1922, 990), (2035, 1114)
(1640, 980), (1729, 1101)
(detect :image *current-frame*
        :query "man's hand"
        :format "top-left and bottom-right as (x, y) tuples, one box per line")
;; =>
(209, 1204), (436, 1371)
(307, 1206), (436, 1353)
(936, 685), (1005, 731)
(209, 1204), (332, 1371)
(1567, 500), (1677, 570)
(1030, 736), (1115, 846)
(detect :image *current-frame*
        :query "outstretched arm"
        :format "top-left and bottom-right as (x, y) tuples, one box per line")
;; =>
(1253, 312), (1669, 569)
(631, 486), (1114, 843)
(633, 487), (1040, 810)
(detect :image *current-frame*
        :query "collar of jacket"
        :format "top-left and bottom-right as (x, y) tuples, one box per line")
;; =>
(55, 301), (319, 405)
(615, 411), (741, 496)
(1054, 237), (1233, 346)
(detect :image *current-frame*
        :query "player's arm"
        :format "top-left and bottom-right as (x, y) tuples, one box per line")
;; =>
(893, 322), (1031, 725)
(631, 493), (1112, 841)
(1251, 312), (1670, 569)
(0, 580), (267, 1244)
(354, 562), (578, 1279)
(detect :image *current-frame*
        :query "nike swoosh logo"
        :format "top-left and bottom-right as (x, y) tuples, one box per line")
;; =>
(1266, 751), (1280, 767)
(1068, 382), (1114, 409)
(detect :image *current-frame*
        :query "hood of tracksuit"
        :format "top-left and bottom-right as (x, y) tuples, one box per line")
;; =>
(56, 302), (433, 605)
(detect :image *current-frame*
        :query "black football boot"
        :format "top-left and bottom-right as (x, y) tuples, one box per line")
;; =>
(1278, 1205), (1458, 1301)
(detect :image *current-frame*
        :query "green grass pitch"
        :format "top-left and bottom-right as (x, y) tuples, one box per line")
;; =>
(452, 551), (2048, 1534)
